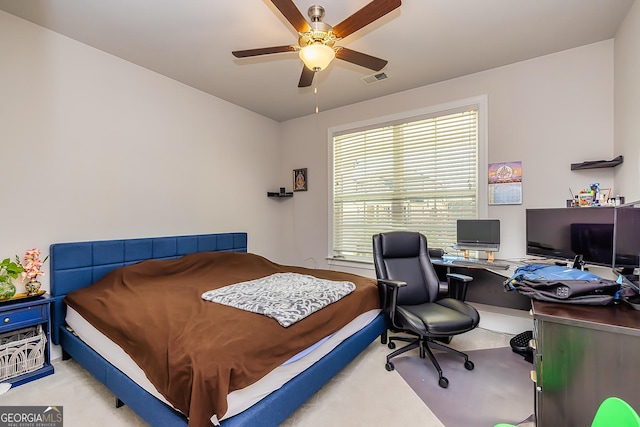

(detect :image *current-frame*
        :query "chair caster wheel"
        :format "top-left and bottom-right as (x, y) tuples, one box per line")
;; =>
(388, 342), (396, 349)
(464, 360), (474, 371)
(439, 377), (449, 388)
(385, 362), (395, 371)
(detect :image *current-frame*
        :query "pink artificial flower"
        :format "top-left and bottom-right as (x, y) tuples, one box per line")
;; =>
(19, 248), (48, 281)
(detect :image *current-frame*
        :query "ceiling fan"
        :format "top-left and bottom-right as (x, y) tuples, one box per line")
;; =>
(232, 0), (401, 88)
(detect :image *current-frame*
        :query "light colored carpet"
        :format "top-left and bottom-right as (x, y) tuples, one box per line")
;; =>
(1, 328), (522, 426)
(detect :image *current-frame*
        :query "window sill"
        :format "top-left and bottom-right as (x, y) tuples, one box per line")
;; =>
(326, 257), (375, 272)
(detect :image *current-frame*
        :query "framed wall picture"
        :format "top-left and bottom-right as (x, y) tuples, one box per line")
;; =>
(488, 161), (523, 205)
(293, 168), (307, 191)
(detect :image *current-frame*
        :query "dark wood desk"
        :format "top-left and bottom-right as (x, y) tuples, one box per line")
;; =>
(531, 300), (640, 426)
(432, 258), (531, 310)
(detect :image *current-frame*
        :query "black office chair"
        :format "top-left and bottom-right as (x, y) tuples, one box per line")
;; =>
(372, 231), (480, 388)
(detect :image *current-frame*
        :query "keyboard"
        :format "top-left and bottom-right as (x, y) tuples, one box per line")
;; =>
(449, 258), (510, 270)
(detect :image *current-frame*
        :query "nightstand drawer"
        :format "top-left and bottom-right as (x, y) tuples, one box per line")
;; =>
(1, 305), (47, 331)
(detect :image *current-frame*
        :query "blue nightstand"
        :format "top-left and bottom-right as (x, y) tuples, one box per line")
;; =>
(0, 294), (54, 387)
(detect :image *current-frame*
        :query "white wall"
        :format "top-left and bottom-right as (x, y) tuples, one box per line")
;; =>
(3, 6), (637, 294)
(615, 0), (640, 201)
(0, 11), (286, 292)
(279, 41), (616, 276)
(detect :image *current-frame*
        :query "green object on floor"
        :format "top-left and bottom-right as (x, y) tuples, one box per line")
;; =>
(591, 397), (640, 427)
(494, 396), (640, 427)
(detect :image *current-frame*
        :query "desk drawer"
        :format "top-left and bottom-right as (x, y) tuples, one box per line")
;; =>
(1, 305), (47, 332)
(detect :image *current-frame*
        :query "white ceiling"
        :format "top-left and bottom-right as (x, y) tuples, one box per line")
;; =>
(0, 0), (634, 122)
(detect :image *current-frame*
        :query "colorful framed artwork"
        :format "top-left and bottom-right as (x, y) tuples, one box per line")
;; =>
(293, 168), (307, 191)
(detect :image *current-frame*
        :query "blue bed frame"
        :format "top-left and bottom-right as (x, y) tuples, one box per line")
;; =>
(49, 232), (386, 426)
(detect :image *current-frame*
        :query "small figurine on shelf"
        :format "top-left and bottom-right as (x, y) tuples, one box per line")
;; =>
(16, 248), (48, 296)
(590, 183), (601, 205)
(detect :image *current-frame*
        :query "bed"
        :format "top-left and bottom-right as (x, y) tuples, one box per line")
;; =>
(49, 232), (386, 426)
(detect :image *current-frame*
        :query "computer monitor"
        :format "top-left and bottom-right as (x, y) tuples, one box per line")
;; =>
(526, 207), (614, 267)
(455, 219), (500, 253)
(570, 222), (614, 266)
(612, 201), (640, 293)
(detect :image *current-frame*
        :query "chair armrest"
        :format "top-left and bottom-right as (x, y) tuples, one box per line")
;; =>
(446, 273), (473, 301)
(377, 278), (407, 289)
(447, 273), (473, 282)
(376, 279), (406, 328)
(438, 281), (449, 297)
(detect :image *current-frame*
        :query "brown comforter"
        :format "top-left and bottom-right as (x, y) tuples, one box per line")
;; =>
(64, 251), (380, 426)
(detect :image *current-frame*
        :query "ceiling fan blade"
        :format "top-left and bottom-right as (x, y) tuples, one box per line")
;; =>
(271, 0), (310, 33)
(298, 66), (315, 88)
(232, 45), (296, 58)
(332, 0), (401, 38)
(336, 48), (388, 71)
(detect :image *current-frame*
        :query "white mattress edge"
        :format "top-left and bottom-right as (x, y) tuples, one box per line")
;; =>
(65, 307), (381, 420)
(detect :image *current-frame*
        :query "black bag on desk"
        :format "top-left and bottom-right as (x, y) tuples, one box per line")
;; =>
(505, 264), (621, 305)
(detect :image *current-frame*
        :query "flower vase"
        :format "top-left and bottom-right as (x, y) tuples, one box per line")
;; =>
(0, 276), (16, 300)
(25, 280), (41, 296)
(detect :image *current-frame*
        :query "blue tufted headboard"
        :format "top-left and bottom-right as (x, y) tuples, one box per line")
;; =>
(48, 232), (247, 344)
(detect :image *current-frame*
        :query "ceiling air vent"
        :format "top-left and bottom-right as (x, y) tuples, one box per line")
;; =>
(361, 71), (389, 84)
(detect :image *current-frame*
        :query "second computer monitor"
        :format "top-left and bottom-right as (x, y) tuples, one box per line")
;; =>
(455, 219), (501, 253)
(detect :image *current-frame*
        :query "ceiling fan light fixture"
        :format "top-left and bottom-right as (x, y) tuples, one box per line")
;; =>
(299, 43), (335, 71)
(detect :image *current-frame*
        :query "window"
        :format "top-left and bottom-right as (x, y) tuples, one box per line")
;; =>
(331, 98), (485, 263)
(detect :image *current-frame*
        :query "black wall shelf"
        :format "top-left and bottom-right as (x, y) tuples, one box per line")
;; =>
(571, 155), (623, 170)
(267, 192), (293, 198)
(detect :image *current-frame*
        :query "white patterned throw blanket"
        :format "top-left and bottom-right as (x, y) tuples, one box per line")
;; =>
(201, 272), (356, 327)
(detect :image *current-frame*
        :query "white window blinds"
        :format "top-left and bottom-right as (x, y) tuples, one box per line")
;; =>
(332, 107), (479, 262)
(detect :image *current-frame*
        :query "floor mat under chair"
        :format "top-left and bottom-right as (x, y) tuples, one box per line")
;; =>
(393, 346), (534, 427)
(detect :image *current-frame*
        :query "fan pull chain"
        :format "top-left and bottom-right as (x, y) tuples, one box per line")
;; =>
(314, 76), (322, 114)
